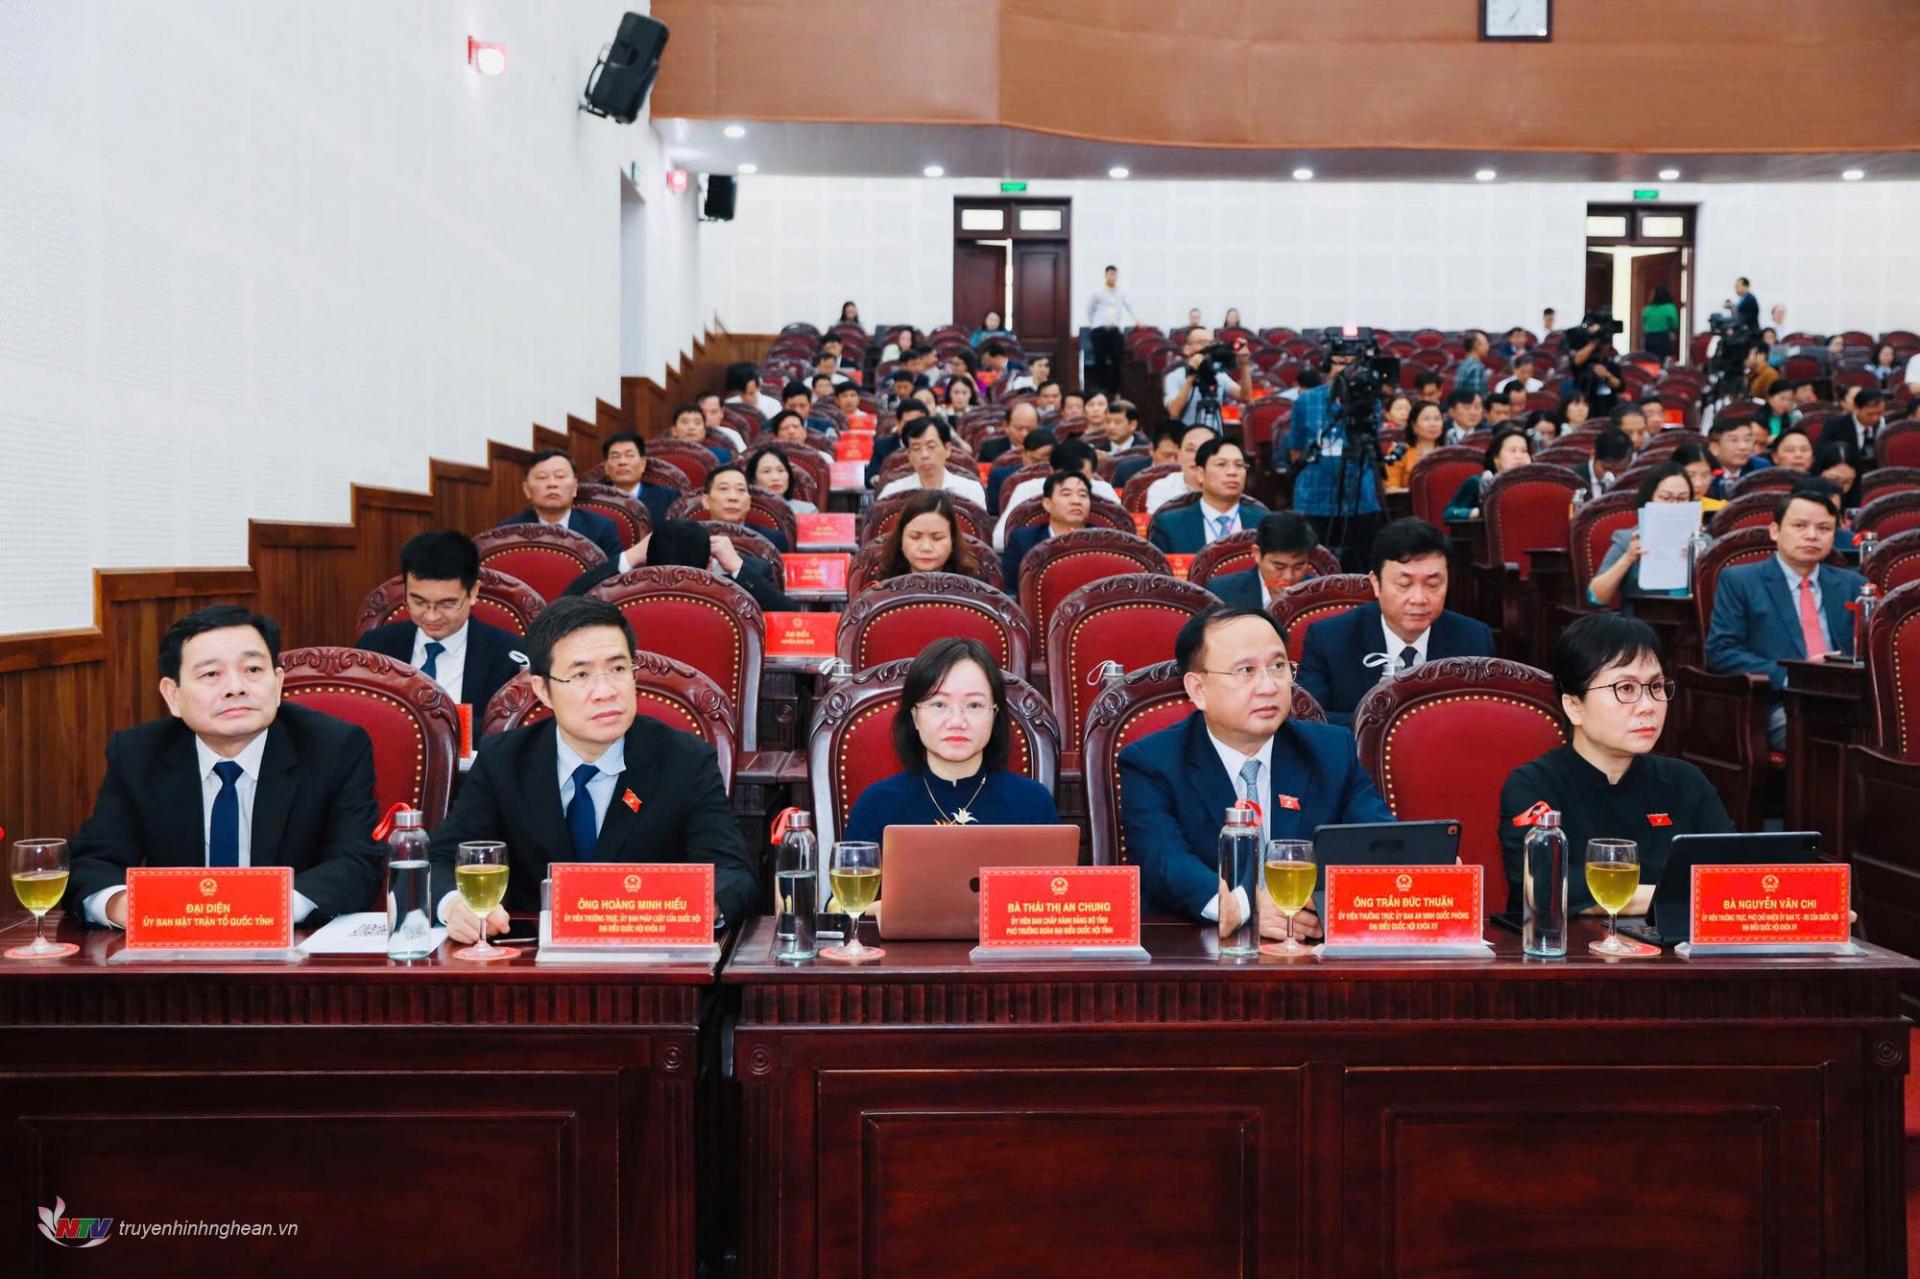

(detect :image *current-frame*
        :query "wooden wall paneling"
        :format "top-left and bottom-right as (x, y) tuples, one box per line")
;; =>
(99, 568), (261, 731)
(430, 459), (496, 536)
(0, 657), (110, 841)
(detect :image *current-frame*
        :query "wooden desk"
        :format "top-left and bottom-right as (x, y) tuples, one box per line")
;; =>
(724, 917), (1914, 1278)
(0, 911), (716, 1278)
(1783, 656), (1875, 853)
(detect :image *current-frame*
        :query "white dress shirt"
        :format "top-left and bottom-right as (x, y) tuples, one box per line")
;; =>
(411, 620), (468, 704)
(1378, 618), (1433, 678)
(1199, 728), (1275, 923)
(1086, 287), (1137, 329)
(992, 475), (1122, 548)
(1196, 497), (1245, 544)
(1145, 470), (1196, 514)
(879, 470), (988, 509)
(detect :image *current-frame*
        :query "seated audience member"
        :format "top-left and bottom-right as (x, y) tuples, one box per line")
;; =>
(1412, 369), (1443, 405)
(1484, 399), (1514, 429)
(877, 366), (917, 416)
(1560, 390), (1592, 433)
(1444, 427), (1534, 521)
(500, 448), (628, 565)
(1442, 388), (1485, 445)
(566, 518), (789, 612)
(1296, 517), (1494, 725)
(1382, 393), (1413, 439)
(701, 462), (790, 551)
(1572, 427), (1635, 500)
(976, 339), (1024, 390)
(1705, 418), (1771, 499)
(66, 605), (382, 928)
(1769, 427), (1814, 474)
(723, 362), (782, 421)
(1148, 438), (1265, 554)
(1792, 381), (1821, 407)
(1759, 382), (1801, 440)
(1091, 397), (1149, 453)
(1502, 381), (1532, 422)
(428, 597), (756, 942)
(768, 409), (815, 450)
(1745, 343), (1779, 397)
(1668, 441), (1723, 512)
(937, 375), (981, 423)
(993, 439), (1118, 546)
(809, 373), (836, 403)
(1117, 421), (1184, 489)
(1118, 605), (1392, 925)
(865, 400), (927, 487)
(878, 326), (918, 365)
(968, 308), (1015, 351)
(873, 490), (988, 584)
(1745, 418), (1776, 460)
(1525, 409), (1561, 453)
(1818, 388), (1886, 465)
(1812, 440), (1863, 508)
(1010, 352), (1050, 395)
(1499, 614), (1731, 916)
(831, 381), (864, 424)
(1033, 379), (1064, 419)
(697, 391), (749, 455)
(842, 637), (1057, 845)
(1706, 482), (1866, 749)
(988, 425), (1054, 517)
(1383, 401), (1448, 491)
(600, 431), (678, 528)
(1494, 350), (1543, 394)
(877, 416), (989, 508)
(1077, 391), (1114, 445)
(1609, 404), (1650, 453)
(1209, 512), (1321, 609)
(356, 531), (527, 733)
(1163, 326), (1252, 425)
(1586, 463), (1702, 614)
(977, 401), (1040, 466)
(1059, 389), (1087, 421)
(1146, 424), (1219, 513)
(1868, 343), (1901, 387)
(745, 444), (816, 514)
(812, 348), (851, 388)
(680, 398), (735, 462)
(1002, 469), (1094, 585)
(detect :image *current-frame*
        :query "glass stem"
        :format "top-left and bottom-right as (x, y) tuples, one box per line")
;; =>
(1609, 911), (1619, 944)
(34, 913), (47, 949)
(846, 913), (863, 955)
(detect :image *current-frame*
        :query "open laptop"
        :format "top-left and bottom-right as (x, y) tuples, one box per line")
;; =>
(1618, 831), (1823, 947)
(876, 824), (1080, 940)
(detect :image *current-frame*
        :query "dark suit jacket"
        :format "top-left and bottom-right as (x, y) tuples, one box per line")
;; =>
(427, 717), (756, 926)
(1118, 711), (1393, 918)
(1817, 413), (1877, 460)
(1112, 451), (1158, 489)
(563, 555), (791, 612)
(612, 480), (678, 530)
(1001, 524), (1052, 588)
(355, 618), (526, 734)
(977, 436), (1016, 466)
(1297, 602), (1497, 725)
(500, 506), (624, 565)
(1706, 558), (1865, 690)
(65, 704), (384, 923)
(1207, 567), (1266, 610)
(865, 434), (903, 487)
(985, 461), (1023, 515)
(1147, 500), (1267, 554)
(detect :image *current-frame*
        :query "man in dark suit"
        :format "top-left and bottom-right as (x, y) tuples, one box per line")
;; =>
(987, 427), (1054, 517)
(1119, 605), (1393, 925)
(429, 597), (757, 942)
(1147, 438), (1266, 554)
(1114, 422), (1182, 490)
(976, 401), (1039, 467)
(1817, 388), (1886, 465)
(1209, 513), (1322, 610)
(562, 519), (792, 613)
(600, 431), (679, 529)
(65, 605), (383, 927)
(1731, 276), (1759, 327)
(1002, 469), (1093, 586)
(1705, 418), (1774, 499)
(1571, 427), (1635, 501)
(499, 448), (628, 566)
(355, 531), (526, 738)
(1707, 482), (1866, 749)
(1297, 517), (1495, 725)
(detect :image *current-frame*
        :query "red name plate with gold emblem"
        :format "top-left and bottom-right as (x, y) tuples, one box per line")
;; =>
(123, 867), (294, 950)
(1688, 863), (1851, 950)
(764, 611), (838, 660)
(795, 512), (857, 548)
(1166, 553), (1195, 580)
(834, 432), (875, 462)
(847, 409), (875, 430)
(975, 866), (1142, 952)
(1322, 864), (1486, 951)
(830, 461), (868, 490)
(1132, 511), (1150, 536)
(547, 863), (715, 947)
(785, 553), (851, 594)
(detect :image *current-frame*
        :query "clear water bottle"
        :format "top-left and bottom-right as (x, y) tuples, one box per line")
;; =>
(1685, 528), (1713, 594)
(1854, 581), (1879, 658)
(1522, 809), (1568, 959)
(384, 807), (434, 960)
(1217, 805), (1262, 959)
(773, 810), (817, 963)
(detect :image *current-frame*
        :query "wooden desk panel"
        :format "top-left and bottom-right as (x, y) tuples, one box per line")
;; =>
(1783, 656), (1874, 853)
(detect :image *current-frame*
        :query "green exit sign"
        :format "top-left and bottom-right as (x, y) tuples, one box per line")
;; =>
(1632, 189), (1660, 201)
(1000, 180), (1029, 193)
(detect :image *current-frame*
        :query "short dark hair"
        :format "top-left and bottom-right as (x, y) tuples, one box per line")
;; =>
(400, 530), (481, 589)
(1669, 440), (1712, 470)
(1104, 263), (1117, 272)
(767, 409), (804, 435)
(602, 431), (646, 458)
(703, 462), (748, 494)
(896, 401), (931, 424)
(1110, 398), (1138, 423)
(1706, 418), (1747, 441)
(1023, 428), (1057, 453)
(1813, 440), (1863, 478)
(834, 381), (860, 398)
(1483, 427), (1533, 471)
(1152, 422), (1185, 447)
(1510, 350), (1535, 366)
(1553, 613), (1664, 701)
(1774, 480), (1842, 524)
(1052, 438), (1099, 475)
(523, 596), (635, 679)
(1194, 437), (1244, 468)
(1447, 388), (1483, 411)
(1592, 427), (1634, 464)
(723, 362), (759, 394)
(1042, 469), (1092, 499)
(783, 380), (812, 400)
(819, 334), (842, 349)
(672, 403), (704, 422)
(1607, 403), (1645, 428)
(1036, 379), (1062, 397)
(158, 605), (283, 682)
(1633, 462), (1690, 506)
(891, 637), (1012, 772)
(902, 415), (951, 445)
(1368, 517), (1448, 575)
(1413, 370), (1442, 392)
(528, 448), (574, 474)
(1174, 604), (1285, 675)
(646, 519), (713, 569)
(890, 367), (916, 385)
(695, 391), (720, 407)
(1856, 389), (1887, 410)
(1255, 511), (1318, 556)
(744, 445), (795, 491)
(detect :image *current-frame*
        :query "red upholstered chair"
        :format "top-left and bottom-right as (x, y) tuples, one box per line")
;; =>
(847, 535), (1003, 597)
(835, 572), (1034, 679)
(667, 489), (799, 549)
(586, 565), (765, 751)
(995, 462), (1055, 512)
(645, 440), (719, 489)
(1352, 656), (1568, 913)
(806, 659), (1059, 847)
(1846, 581), (1920, 952)
(279, 647), (460, 829)
(1864, 529), (1920, 594)
(1045, 574), (1216, 748)
(1408, 446), (1486, 525)
(1859, 467), (1920, 504)
(1854, 491), (1920, 540)
(861, 490), (992, 543)
(1727, 468), (1801, 499)
(1239, 398), (1293, 463)
(1877, 421), (1920, 470)
(1121, 463), (1180, 514)
(1083, 660), (1326, 868)
(1017, 529), (1170, 649)
(1537, 446), (1593, 470)
(999, 494), (1135, 538)
(575, 490), (650, 548)
(1482, 464), (1581, 579)
(480, 656), (737, 792)
(1706, 491), (1784, 539)
(1186, 531), (1343, 587)
(1566, 490), (1640, 604)
(354, 567), (546, 638)
(1269, 574), (1376, 662)
(472, 525), (606, 602)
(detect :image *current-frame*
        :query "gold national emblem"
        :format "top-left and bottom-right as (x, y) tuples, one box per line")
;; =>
(199, 876), (218, 895)
(1761, 874), (1780, 894)
(1050, 876), (1070, 896)
(1395, 873), (1413, 893)
(624, 874), (643, 893)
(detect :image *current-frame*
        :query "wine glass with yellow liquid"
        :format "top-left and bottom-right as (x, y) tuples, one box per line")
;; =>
(7, 838), (80, 960)
(1259, 839), (1316, 958)
(820, 841), (884, 964)
(451, 841), (516, 961)
(1585, 839), (1642, 957)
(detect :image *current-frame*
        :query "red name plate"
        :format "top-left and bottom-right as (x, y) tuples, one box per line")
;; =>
(834, 432), (875, 462)
(830, 461), (868, 490)
(457, 703), (473, 756)
(977, 866), (1141, 950)
(785, 553), (850, 593)
(847, 410), (875, 431)
(1322, 864), (1483, 946)
(1689, 863), (1851, 947)
(548, 863), (715, 947)
(123, 867), (294, 950)
(796, 512), (857, 547)
(1166, 553), (1195, 580)
(977, 461), (993, 482)
(1132, 511), (1150, 536)
(764, 611), (838, 659)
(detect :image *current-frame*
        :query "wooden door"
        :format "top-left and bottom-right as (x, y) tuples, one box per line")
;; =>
(953, 240), (1008, 339)
(1012, 241), (1070, 371)
(1630, 249), (1683, 353)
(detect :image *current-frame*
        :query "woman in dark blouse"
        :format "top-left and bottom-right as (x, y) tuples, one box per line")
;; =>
(1499, 613), (1732, 916)
(843, 637), (1057, 843)
(871, 490), (988, 583)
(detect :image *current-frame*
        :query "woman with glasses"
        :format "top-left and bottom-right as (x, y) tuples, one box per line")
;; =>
(1586, 462), (1703, 613)
(1498, 614), (1732, 918)
(842, 637), (1056, 844)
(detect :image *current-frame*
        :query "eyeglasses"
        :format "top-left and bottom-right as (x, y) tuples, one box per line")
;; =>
(1582, 677), (1677, 704)
(545, 663), (634, 691)
(1195, 660), (1293, 686)
(914, 699), (995, 721)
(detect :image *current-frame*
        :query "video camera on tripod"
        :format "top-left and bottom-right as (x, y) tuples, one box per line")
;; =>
(1564, 309), (1624, 353)
(1322, 326), (1401, 434)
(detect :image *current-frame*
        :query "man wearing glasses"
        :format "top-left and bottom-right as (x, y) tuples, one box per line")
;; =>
(1117, 605), (1393, 930)
(428, 597), (757, 944)
(875, 417), (988, 508)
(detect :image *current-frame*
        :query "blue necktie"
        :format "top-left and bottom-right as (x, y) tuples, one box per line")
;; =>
(421, 641), (445, 681)
(566, 763), (601, 859)
(209, 760), (243, 867)
(1214, 513), (1234, 541)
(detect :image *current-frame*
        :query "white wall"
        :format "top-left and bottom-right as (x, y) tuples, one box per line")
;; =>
(723, 175), (1920, 339)
(0, 0), (731, 635)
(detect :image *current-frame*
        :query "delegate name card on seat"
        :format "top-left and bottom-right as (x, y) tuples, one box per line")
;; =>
(795, 512), (857, 549)
(834, 433), (874, 463)
(545, 864), (714, 948)
(122, 867), (295, 955)
(1681, 863), (1855, 957)
(763, 611), (837, 662)
(972, 865), (1148, 961)
(1165, 554), (1195, 580)
(784, 553), (850, 594)
(1319, 864), (1492, 958)
(829, 461), (867, 490)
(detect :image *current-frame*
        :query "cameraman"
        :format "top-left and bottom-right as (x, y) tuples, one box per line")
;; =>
(1164, 326), (1252, 427)
(1564, 317), (1624, 415)
(1284, 343), (1383, 570)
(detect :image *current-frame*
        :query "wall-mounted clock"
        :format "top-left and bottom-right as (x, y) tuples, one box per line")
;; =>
(1481, 0), (1552, 42)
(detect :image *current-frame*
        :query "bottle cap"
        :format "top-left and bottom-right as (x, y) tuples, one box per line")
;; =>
(1224, 806), (1259, 827)
(1536, 809), (1561, 829)
(371, 801), (420, 840)
(770, 806), (811, 843)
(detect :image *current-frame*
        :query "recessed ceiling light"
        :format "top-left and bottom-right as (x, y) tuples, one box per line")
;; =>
(1842, 168), (1866, 181)
(1658, 168), (1680, 181)
(923, 165), (945, 178)
(1292, 167), (1314, 181)
(722, 124), (746, 139)
(736, 162), (757, 175)
(1474, 169), (1497, 182)
(1108, 166), (1130, 179)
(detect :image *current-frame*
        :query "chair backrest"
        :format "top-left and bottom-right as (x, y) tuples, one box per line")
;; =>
(1536, 446), (1592, 470)
(1353, 656), (1568, 913)
(1859, 467), (1920, 503)
(1269, 573), (1377, 662)
(1017, 528), (1170, 644)
(585, 565), (765, 751)
(1482, 464), (1582, 577)
(667, 488), (800, 548)
(1728, 468), (1800, 499)
(1184, 531), (1344, 587)
(1567, 490), (1640, 596)
(1239, 398), (1293, 459)
(1707, 491), (1785, 538)
(1045, 574), (1216, 740)
(999, 494), (1135, 537)
(472, 525), (606, 602)
(645, 439), (719, 488)
(480, 656), (738, 792)
(1865, 580), (1920, 760)
(353, 567), (546, 638)
(848, 534), (1003, 597)
(1121, 462), (1182, 513)
(861, 489), (992, 543)
(1409, 446), (1487, 524)
(575, 490), (651, 548)
(835, 572), (1034, 678)
(279, 646), (460, 828)
(1879, 420), (1920, 471)
(1691, 525), (1782, 636)
(1863, 528), (1920, 595)
(996, 461), (1056, 511)
(806, 659), (1059, 847)
(1854, 490), (1920, 540)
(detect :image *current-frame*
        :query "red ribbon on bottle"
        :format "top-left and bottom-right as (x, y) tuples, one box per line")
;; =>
(370, 801), (415, 842)
(1510, 800), (1554, 828)
(770, 806), (806, 845)
(1233, 797), (1263, 824)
